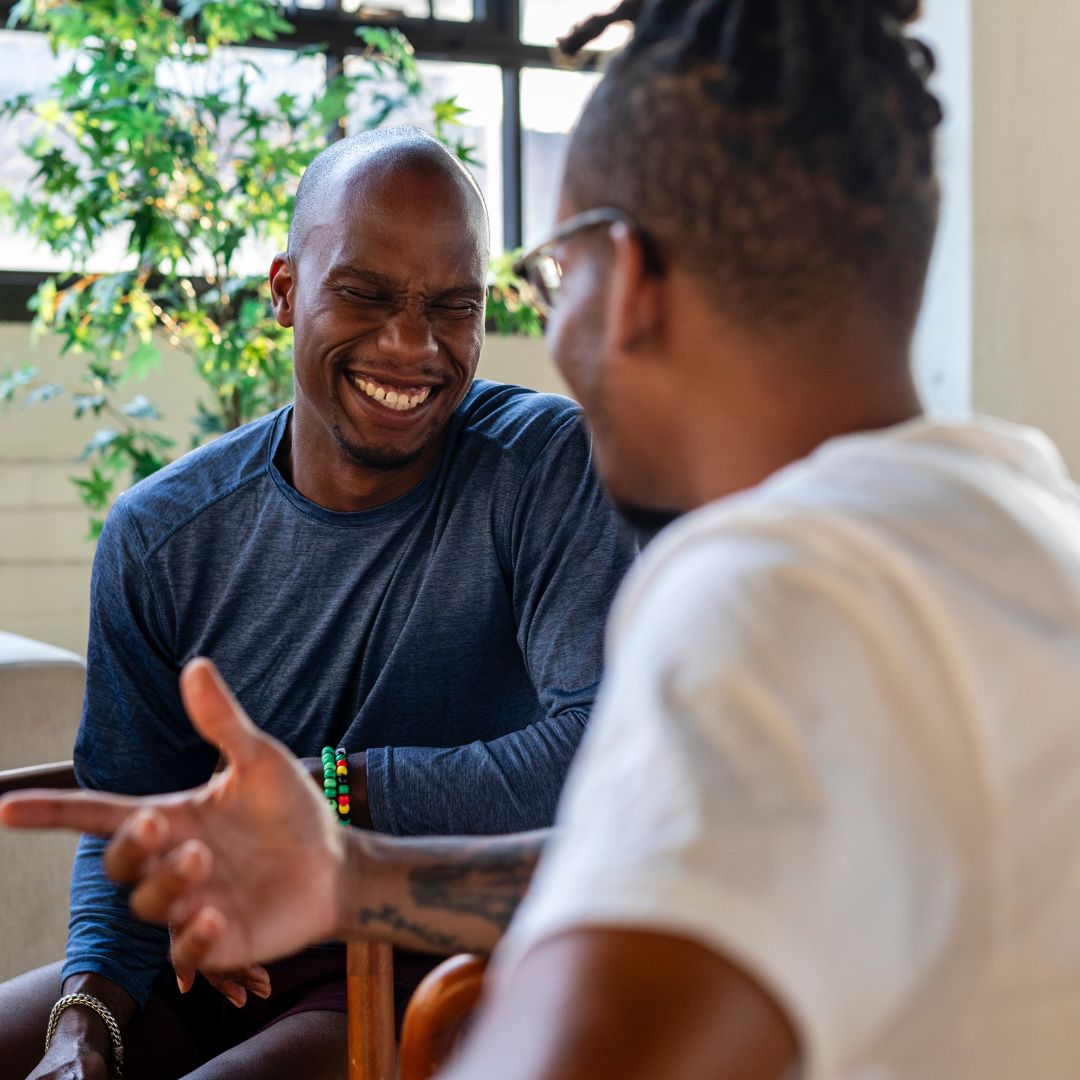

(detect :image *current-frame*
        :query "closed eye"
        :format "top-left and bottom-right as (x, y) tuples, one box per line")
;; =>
(341, 289), (395, 305)
(429, 300), (482, 318)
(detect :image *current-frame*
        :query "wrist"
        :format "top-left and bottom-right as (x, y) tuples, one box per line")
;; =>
(50, 1005), (113, 1057)
(347, 750), (373, 828)
(60, 973), (136, 1035)
(334, 827), (383, 939)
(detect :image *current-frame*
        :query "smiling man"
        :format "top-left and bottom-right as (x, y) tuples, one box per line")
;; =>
(0, 127), (635, 1080)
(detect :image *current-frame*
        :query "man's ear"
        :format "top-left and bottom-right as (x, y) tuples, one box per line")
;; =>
(605, 223), (663, 355)
(269, 254), (296, 329)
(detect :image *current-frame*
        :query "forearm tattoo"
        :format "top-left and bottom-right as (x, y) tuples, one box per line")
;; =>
(355, 903), (465, 954)
(351, 834), (546, 954)
(407, 843), (537, 930)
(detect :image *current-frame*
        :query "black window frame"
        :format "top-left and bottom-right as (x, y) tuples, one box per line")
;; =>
(0, 0), (607, 320)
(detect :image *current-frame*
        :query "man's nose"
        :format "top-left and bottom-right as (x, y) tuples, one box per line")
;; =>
(375, 303), (439, 364)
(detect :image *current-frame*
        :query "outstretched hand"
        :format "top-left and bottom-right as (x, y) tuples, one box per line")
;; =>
(0, 658), (345, 972)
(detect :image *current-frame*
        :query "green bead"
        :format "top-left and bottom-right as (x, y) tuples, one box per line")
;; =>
(338, 783), (349, 794)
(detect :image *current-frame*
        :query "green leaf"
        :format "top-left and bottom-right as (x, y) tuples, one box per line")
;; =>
(24, 382), (65, 406)
(71, 466), (114, 511)
(73, 392), (107, 418)
(80, 428), (121, 460)
(127, 340), (161, 380)
(0, 364), (39, 402)
(121, 394), (162, 420)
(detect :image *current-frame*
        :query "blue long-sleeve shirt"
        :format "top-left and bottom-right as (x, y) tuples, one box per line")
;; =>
(64, 380), (636, 1004)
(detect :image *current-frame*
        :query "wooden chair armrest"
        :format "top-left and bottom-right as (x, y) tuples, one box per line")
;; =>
(400, 954), (489, 1080)
(0, 760), (78, 794)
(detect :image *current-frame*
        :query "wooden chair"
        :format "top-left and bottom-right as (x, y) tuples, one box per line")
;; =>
(400, 953), (489, 1080)
(2, 765), (408, 1077)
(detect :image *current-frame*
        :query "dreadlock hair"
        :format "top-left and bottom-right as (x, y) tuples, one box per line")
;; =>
(561, 0), (944, 327)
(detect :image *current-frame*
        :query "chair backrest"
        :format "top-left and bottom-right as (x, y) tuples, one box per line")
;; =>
(400, 954), (489, 1080)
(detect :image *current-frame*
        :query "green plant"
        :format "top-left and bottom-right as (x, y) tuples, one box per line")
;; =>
(1, 0), (540, 538)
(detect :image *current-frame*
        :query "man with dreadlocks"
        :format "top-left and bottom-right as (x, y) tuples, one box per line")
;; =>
(7, 1), (1080, 1076)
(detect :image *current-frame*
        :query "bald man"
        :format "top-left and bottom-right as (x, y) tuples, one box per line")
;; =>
(0, 127), (635, 1080)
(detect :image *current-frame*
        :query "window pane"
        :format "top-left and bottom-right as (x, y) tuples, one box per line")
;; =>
(520, 67), (600, 247)
(520, 1), (630, 50)
(0, 30), (68, 271)
(305, 0), (476, 17)
(0, 37), (326, 275)
(344, 58), (504, 253)
(433, 0), (474, 20)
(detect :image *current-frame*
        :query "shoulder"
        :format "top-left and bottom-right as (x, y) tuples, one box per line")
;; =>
(612, 416), (1061, 646)
(606, 430), (965, 667)
(454, 379), (586, 471)
(107, 408), (284, 559)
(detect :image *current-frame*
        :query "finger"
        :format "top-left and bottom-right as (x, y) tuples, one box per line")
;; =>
(169, 923), (198, 995)
(175, 964), (196, 995)
(179, 658), (267, 772)
(0, 788), (141, 836)
(234, 964), (272, 999)
(103, 808), (170, 884)
(205, 974), (248, 1009)
(170, 905), (227, 972)
(129, 839), (211, 926)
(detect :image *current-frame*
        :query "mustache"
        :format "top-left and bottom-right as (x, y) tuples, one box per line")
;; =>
(335, 354), (447, 381)
(613, 502), (684, 547)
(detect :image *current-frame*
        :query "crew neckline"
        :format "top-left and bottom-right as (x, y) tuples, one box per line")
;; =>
(265, 405), (447, 527)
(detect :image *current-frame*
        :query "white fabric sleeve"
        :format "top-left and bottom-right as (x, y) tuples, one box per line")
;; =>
(494, 525), (988, 1078)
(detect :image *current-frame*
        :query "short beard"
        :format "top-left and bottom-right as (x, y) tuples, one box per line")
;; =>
(331, 422), (430, 472)
(614, 502), (683, 547)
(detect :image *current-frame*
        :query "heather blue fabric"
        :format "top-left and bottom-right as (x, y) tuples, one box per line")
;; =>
(63, 379), (636, 1005)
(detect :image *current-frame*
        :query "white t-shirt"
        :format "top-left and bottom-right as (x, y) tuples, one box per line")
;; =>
(496, 418), (1080, 1079)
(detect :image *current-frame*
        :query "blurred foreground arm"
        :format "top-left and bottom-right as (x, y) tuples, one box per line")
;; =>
(0, 658), (545, 971)
(442, 927), (797, 1080)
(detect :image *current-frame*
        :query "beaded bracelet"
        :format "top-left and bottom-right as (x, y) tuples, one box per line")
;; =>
(335, 746), (351, 826)
(321, 746), (338, 816)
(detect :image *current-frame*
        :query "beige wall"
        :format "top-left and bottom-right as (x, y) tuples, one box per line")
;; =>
(970, 3), (1080, 470)
(0, 325), (562, 655)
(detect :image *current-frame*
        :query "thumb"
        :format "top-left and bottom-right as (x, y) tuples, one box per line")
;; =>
(179, 658), (265, 772)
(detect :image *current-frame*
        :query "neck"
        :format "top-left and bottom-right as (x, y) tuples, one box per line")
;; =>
(279, 409), (445, 513)
(662, 303), (924, 510)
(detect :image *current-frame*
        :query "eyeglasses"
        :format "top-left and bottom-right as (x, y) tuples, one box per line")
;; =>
(512, 206), (656, 320)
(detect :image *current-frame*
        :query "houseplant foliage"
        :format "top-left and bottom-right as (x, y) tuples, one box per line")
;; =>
(1, 0), (539, 537)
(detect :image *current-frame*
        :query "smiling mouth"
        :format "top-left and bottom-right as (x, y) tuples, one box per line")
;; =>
(347, 373), (435, 413)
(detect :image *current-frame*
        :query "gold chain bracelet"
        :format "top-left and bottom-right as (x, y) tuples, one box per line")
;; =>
(45, 992), (124, 1079)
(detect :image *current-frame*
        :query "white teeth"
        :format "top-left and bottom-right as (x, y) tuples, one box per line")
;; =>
(351, 376), (432, 412)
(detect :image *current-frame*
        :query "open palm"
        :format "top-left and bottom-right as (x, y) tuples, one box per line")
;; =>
(0, 659), (346, 972)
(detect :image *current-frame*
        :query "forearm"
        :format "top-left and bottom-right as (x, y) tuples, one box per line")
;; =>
(337, 828), (550, 954)
(366, 711), (588, 835)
